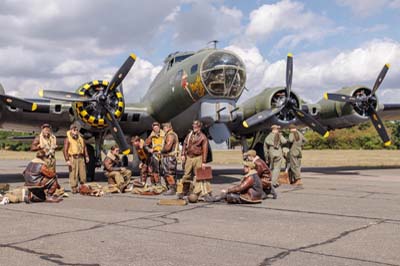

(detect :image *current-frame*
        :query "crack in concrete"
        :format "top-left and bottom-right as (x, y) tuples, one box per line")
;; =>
(258, 220), (393, 266)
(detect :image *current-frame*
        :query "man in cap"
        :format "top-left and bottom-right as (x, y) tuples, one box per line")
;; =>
(63, 123), (89, 194)
(160, 122), (179, 195)
(23, 150), (62, 203)
(31, 123), (57, 172)
(244, 149), (277, 199)
(145, 122), (165, 185)
(287, 124), (307, 186)
(215, 161), (263, 204)
(103, 145), (133, 192)
(264, 125), (287, 188)
(180, 120), (209, 198)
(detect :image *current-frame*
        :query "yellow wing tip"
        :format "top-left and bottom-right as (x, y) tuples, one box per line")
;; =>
(323, 92), (328, 100)
(384, 140), (391, 146)
(122, 148), (131, 155)
(323, 131), (330, 138)
(287, 53), (293, 58)
(242, 121), (249, 128)
(32, 103), (38, 111)
(38, 89), (44, 97)
(385, 63), (390, 68)
(130, 53), (137, 60)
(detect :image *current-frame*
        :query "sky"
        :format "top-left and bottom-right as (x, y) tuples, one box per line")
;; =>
(1, 0), (399, 104)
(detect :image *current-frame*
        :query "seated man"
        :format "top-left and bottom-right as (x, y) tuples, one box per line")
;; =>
(23, 150), (62, 203)
(244, 149), (277, 199)
(216, 161), (263, 204)
(103, 145), (133, 192)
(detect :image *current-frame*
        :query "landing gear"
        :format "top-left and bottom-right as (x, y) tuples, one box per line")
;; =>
(85, 144), (96, 182)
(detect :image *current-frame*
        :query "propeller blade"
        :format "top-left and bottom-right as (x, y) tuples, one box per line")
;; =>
(104, 110), (131, 154)
(286, 53), (293, 102)
(371, 63), (389, 96)
(242, 108), (282, 128)
(367, 106), (391, 146)
(39, 89), (93, 102)
(0, 95), (38, 111)
(323, 93), (357, 103)
(292, 107), (329, 138)
(104, 54), (136, 96)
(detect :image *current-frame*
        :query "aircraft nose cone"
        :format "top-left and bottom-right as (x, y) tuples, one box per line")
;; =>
(201, 51), (246, 98)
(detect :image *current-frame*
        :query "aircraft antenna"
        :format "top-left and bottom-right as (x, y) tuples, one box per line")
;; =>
(208, 40), (218, 49)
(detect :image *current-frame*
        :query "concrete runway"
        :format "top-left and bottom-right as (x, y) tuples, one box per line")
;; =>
(0, 160), (400, 266)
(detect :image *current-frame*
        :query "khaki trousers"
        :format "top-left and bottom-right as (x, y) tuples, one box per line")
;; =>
(105, 169), (132, 187)
(182, 156), (202, 184)
(270, 156), (283, 186)
(69, 157), (86, 189)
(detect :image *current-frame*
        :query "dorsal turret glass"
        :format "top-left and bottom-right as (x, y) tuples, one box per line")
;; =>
(201, 51), (246, 98)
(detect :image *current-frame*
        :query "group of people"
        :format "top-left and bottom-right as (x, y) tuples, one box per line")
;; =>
(20, 120), (306, 204)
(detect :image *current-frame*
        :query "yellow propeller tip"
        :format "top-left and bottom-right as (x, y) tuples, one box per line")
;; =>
(32, 103), (38, 111)
(38, 89), (44, 97)
(122, 148), (131, 155)
(385, 63), (390, 68)
(130, 53), (137, 60)
(323, 92), (328, 100)
(323, 131), (330, 138)
(287, 53), (293, 58)
(384, 140), (391, 146)
(242, 121), (249, 128)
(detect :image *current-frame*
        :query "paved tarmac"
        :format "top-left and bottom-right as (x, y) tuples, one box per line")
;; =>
(1, 160), (400, 266)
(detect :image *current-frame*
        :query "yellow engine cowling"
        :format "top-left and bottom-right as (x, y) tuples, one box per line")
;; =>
(73, 80), (125, 130)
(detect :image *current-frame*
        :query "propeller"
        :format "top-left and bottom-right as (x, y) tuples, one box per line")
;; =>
(243, 53), (329, 138)
(0, 94), (37, 111)
(324, 64), (391, 146)
(40, 53), (137, 154)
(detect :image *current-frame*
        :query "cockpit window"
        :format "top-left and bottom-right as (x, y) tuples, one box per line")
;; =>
(201, 51), (246, 98)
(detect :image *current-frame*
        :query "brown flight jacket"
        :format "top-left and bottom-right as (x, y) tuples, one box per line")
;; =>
(227, 170), (263, 202)
(253, 156), (272, 189)
(103, 152), (123, 172)
(182, 131), (208, 163)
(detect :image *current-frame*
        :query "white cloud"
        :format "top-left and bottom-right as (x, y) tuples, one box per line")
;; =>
(336, 0), (400, 16)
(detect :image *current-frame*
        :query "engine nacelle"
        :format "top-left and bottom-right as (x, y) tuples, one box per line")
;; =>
(72, 80), (125, 130)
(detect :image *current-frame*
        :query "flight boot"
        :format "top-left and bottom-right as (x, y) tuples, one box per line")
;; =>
(163, 175), (176, 196)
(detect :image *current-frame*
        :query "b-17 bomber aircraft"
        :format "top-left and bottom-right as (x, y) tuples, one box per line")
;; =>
(0, 47), (399, 172)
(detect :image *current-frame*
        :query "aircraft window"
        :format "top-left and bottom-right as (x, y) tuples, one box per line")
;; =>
(175, 54), (193, 63)
(132, 113), (140, 122)
(201, 51), (246, 98)
(191, 64), (198, 74)
(54, 104), (62, 113)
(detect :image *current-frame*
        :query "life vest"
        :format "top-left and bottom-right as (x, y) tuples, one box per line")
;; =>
(67, 130), (85, 155)
(151, 130), (165, 152)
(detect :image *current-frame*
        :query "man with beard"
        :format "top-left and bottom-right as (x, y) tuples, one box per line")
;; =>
(31, 123), (57, 172)
(63, 123), (89, 194)
(23, 150), (62, 203)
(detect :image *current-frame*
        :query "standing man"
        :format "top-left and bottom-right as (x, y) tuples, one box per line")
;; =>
(64, 123), (89, 194)
(160, 122), (179, 195)
(103, 145), (133, 193)
(264, 125), (287, 188)
(131, 136), (150, 185)
(31, 123), (57, 172)
(145, 122), (164, 185)
(244, 149), (277, 199)
(287, 124), (307, 186)
(181, 120), (208, 197)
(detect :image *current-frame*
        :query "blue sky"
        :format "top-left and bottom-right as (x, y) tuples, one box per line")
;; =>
(0, 0), (399, 104)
